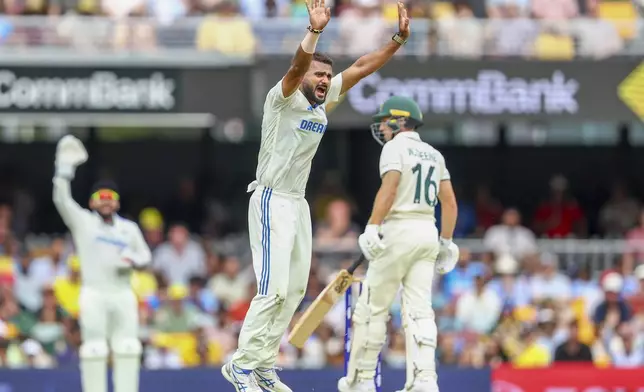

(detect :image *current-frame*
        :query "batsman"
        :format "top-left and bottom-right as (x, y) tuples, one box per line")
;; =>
(339, 97), (460, 392)
(52, 135), (151, 392)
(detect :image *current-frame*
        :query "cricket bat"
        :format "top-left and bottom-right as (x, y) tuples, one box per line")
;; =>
(288, 255), (366, 349)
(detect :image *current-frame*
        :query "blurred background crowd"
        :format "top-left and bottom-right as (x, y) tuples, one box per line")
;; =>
(1, 168), (644, 369)
(0, 0), (641, 59)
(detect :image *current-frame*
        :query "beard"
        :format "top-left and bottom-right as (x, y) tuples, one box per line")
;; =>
(302, 83), (326, 105)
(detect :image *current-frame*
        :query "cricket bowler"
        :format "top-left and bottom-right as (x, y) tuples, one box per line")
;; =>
(52, 135), (152, 392)
(221, 1), (412, 391)
(338, 96), (460, 392)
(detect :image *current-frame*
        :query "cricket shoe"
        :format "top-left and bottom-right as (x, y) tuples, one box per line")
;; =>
(252, 367), (292, 392)
(337, 377), (377, 392)
(221, 361), (263, 392)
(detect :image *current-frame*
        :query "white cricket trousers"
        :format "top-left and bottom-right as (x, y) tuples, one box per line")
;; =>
(347, 219), (440, 388)
(79, 286), (139, 342)
(232, 184), (312, 369)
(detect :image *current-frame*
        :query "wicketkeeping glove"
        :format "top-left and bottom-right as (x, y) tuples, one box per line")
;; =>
(55, 135), (88, 179)
(358, 224), (385, 261)
(436, 237), (459, 275)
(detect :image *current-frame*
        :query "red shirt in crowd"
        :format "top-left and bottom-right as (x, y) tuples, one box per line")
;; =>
(534, 201), (584, 238)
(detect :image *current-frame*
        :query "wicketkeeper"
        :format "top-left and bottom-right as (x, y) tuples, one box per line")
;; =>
(53, 135), (152, 392)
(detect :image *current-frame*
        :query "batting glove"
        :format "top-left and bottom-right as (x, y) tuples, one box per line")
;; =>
(358, 224), (385, 261)
(436, 237), (459, 275)
(55, 135), (88, 179)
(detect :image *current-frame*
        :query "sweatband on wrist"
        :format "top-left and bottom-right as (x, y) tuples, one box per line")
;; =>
(301, 31), (320, 54)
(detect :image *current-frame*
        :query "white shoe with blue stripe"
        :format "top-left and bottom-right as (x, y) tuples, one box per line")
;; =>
(221, 362), (263, 392)
(252, 367), (293, 392)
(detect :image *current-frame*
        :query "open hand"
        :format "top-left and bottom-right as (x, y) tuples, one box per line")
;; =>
(397, 1), (411, 40)
(307, 0), (331, 31)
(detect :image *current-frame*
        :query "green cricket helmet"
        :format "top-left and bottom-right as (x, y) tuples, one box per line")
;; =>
(371, 96), (424, 145)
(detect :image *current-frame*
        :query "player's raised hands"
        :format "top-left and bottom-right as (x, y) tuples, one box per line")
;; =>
(397, 1), (411, 39)
(306, 0), (331, 31)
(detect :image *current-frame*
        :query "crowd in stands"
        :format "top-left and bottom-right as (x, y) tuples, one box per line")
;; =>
(1, 172), (644, 368)
(0, 0), (639, 58)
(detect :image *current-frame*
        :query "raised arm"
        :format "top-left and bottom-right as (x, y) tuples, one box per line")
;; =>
(52, 135), (90, 231)
(339, 2), (410, 95)
(281, 0), (331, 98)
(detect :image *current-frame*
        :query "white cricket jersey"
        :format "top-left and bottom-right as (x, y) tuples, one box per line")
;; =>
(253, 73), (343, 195)
(379, 132), (451, 222)
(52, 177), (152, 291)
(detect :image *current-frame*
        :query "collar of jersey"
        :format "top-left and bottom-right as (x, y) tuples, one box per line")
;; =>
(395, 131), (421, 141)
(93, 211), (120, 226)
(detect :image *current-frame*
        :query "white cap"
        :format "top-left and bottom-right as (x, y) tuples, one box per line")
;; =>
(602, 272), (624, 293)
(21, 339), (43, 356)
(634, 264), (644, 280)
(495, 254), (519, 275)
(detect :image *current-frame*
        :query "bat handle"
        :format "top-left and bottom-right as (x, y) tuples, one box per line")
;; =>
(347, 254), (366, 275)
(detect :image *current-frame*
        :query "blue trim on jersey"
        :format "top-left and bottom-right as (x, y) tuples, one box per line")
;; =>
(260, 188), (273, 295)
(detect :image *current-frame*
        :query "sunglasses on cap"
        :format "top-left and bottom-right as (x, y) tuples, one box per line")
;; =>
(91, 189), (120, 201)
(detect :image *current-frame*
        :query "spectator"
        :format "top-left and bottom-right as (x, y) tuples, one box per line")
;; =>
(14, 252), (49, 313)
(574, 1), (623, 59)
(533, 175), (586, 238)
(144, 333), (184, 369)
(208, 255), (246, 308)
(153, 284), (201, 333)
(439, 2), (484, 58)
(139, 208), (165, 251)
(21, 339), (55, 368)
(455, 270), (502, 333)
(147, 0), (191, 25)
(530, 253), (572, 304)
(152, 224), (207, 285)
(599, 183), (640, 237)
(489, 4), (538, 57)
(238, 0), (289, 18)
(487, 254), (532, 308)
(31, 287), (66, 356)
(474, 185), (503, 235)
(52, 256), (81, 318)
(512, 326), (551, 368)
(196, 1), (257, 56)
(56, 318), (81, 366)
(601, 254), (640, 297)
(606, 322), (644, 367)
(442, 248), (486, 300)
(532, 0), (578, 19)
(554, 320), (593, 362)
(334, 1), (388, 57)
(314, 198), (360, 263)
(27, 237), (70, 285)
(487, 0), (530, 17)
(188, 276), (218, 314)
(533, 24), (575, 60)
(593, 272), (632, 329)
(626, 209), (644, 262)
(535, 307), (567, 356)
(484, 208), (537, 259)
(628, 264), (644, 315)
(571, 264), (603, 317)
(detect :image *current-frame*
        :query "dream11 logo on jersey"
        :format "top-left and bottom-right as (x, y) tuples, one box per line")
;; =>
(346, 70), (580, 117)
